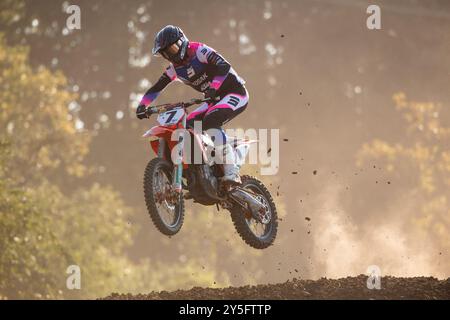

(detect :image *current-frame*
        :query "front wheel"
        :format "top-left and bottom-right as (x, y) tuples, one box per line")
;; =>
(143, 158), (184, 236)
(230, 175), (278, 249)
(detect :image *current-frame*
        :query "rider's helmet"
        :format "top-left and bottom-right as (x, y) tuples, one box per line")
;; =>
(152, 25), (189, 64)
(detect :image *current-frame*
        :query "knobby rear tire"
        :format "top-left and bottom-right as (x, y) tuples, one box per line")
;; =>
(230, 175), (278, 249)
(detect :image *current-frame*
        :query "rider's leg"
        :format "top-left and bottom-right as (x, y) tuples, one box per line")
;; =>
(186, 102), (209, 129)
(202, 90), (249, 184)
(186, 102), (211, 165)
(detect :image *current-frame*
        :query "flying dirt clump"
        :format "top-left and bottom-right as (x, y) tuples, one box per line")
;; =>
(102, 276), (450, 300)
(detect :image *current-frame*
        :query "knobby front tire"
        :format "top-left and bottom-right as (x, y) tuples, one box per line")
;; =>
(143, 158), (185, 236)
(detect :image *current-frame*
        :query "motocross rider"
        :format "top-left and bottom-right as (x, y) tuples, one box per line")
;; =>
(136, 25), (249, 184)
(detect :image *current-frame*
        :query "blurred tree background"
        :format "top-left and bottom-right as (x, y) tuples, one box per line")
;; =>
(355, 93), (450, 274)
(1, 0), (449, 298)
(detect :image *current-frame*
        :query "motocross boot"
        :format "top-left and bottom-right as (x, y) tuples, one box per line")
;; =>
(221, 143), (242, 185)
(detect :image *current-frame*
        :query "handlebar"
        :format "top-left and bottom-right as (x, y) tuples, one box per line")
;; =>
(147, 97), (217, 115)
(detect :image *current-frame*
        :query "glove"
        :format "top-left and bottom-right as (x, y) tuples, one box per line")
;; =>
(136, 104), (149, 119)
(204, 88), (217, 101)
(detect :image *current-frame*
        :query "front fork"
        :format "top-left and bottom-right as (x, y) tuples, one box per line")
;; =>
(156, 137), (183, 195)
(174, 115), (187, 193)
(173, 148), (183, 193)
(156, 116), (187, 194)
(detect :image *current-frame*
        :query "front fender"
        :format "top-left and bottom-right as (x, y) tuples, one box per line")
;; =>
(144, 126), (188, 168)
(143, 126), (176, 159)
(142, 125), (176, 139)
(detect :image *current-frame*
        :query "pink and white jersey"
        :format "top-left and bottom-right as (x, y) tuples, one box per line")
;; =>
(140, 42), (245, 106)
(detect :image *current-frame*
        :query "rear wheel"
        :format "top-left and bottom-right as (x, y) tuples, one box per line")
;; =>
(143, 158), (184, 235)
(230, 175), (278, 249)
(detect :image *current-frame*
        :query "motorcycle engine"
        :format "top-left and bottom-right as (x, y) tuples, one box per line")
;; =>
(185, 164), (221, 206)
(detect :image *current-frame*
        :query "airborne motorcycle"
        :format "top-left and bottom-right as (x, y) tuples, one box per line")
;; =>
(140, 97), (278, 249)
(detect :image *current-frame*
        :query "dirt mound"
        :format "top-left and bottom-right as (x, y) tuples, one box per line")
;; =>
(103, 275), (450, 300)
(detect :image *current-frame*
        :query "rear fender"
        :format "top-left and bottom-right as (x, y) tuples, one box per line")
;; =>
(233, 139), (257, 167)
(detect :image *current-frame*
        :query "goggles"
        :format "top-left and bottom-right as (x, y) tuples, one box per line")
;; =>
(159, 40), (182, 62)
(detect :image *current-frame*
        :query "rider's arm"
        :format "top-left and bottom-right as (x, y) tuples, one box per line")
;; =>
(196, 44), (231, 91)
(139, 65), (177, 106)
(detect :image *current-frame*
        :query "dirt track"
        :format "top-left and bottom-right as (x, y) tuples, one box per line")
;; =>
(103, 275), (450, 300)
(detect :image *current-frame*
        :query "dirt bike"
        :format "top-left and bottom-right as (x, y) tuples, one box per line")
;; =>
(140, 97), (278, 249)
